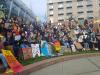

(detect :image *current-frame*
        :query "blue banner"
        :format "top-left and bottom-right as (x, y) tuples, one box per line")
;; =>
(41, 41), (51, 56)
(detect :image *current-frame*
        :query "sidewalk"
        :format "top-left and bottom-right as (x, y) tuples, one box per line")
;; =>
(2, 53), (100, 75)
(30, 56), (100, 75)
(18, 53), (100, 75)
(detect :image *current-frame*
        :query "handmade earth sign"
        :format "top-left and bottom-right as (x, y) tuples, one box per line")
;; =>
(41, 41), (51, 56)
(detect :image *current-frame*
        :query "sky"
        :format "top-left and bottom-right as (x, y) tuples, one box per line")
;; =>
(21, 0), (47, 22)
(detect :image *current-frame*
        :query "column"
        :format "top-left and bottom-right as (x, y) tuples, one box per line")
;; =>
(18, 8), (21, 16)
(8, 0), (13, 18)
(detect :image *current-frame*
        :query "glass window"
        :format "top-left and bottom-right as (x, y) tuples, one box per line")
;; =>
(48, 0), (53, 4)
(66, 2), (72, 7)
(58, 15), (64, 20)
(49, 5), (53, 9)
(49, 11), (53, 15)
(86, 0), (93, 5)
(77, 0), (83, 6)
(58, 10), (64, 14)
(87, 5), (93, 11)
(58, 2), (63, 8)
(77, 6), (83, 12)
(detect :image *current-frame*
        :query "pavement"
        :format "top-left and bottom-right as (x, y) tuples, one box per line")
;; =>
(29, 56), (100, 75)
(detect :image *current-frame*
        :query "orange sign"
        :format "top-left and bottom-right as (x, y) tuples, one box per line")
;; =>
(2, 50), (23, 73)
(54, 41), (61, 52)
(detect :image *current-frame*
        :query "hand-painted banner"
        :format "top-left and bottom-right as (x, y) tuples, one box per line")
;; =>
(2, 50), (23, 73)
(31, 44), (40, 58)
(41, 41), (51, 56)
(53, 41), (61, 52)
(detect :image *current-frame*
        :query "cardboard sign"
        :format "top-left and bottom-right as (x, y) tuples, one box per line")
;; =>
(21, 48), (33, 60)
(31, 44), (40, 58)
(41, 41), (51, 56)
(2, 50), (23, 73)
(74, 42), (83, 50)
(54, 41), (61, 52)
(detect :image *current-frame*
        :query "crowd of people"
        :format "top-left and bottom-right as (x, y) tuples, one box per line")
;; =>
(0, 16), (100, 56)
(0, 15), (100, 72)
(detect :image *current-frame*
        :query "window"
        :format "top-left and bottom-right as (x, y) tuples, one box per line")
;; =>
(48, 0), (53, 4)
(87, 10), (93, 19)
(77, 0), (83, 6)
(49, 5), (53, 9)
(58, 15), (64, 21)
(87, 5), (93, 11)
(67, 8), (72, 13)
(87, 11), (93, 13)
(66, 13), (72, 19)
(66, 2), (72, 7)
(58, 4), (63, 8)
(66, 0), (72, 3)
(58, 10), (64, 15)
(67, 6), (72, 9)
(67, 12), (72, 17)
(49, 17), (54, 23)
(86, 0), (93, 5)
(58, 13), (64, 16)
(77, 6), (83, 12)
(77, 0), (83, 1)
(49, 11), (53, 16)
(78, 11), (84, 14)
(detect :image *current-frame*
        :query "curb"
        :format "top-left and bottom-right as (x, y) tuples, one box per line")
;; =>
(3, 53), (100, 75)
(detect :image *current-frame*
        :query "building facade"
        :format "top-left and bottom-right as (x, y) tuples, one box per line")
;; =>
(0, 0), (35, 23)
(47, 0), (100, 23)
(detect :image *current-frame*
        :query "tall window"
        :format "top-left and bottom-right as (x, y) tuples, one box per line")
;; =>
(86, 0), (93, 5)
(58, 2), (63, 9)
(77, 0), (83, 6)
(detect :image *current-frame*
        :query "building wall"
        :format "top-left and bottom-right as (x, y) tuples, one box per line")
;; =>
(47, 0), (100, 23)
(0, 0), (35, 22)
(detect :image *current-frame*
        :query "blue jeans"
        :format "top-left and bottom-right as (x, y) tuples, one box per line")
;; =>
(0, 54), (8, 69)
(64, 42), (70, 48)
(84, 43), (89, 49)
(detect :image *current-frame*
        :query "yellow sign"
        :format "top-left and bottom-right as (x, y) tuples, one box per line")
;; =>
(2, 50), (23, 73)
(54, 41), (61, 52)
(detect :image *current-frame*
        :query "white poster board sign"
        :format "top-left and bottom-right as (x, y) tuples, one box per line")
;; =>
(31, 44), (40, 58)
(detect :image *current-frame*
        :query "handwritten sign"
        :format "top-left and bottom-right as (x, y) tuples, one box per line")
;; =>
(31, 44), (40, 58)
(2, 50), (23, 73)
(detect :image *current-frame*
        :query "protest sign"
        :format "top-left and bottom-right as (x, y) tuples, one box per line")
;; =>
(21, 48), (33, 60)
(41, 41), (51, 56)
(53, 41), (61, 52)
(31, 44), (40, 58)
(2, 50), (23, 73)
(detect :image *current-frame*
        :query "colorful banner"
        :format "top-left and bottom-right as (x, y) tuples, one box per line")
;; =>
(2, 50), (23, 73)
(53, 41), (61, 52)
(31, 44), (40, 58)
(41, 41), (51, 56)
